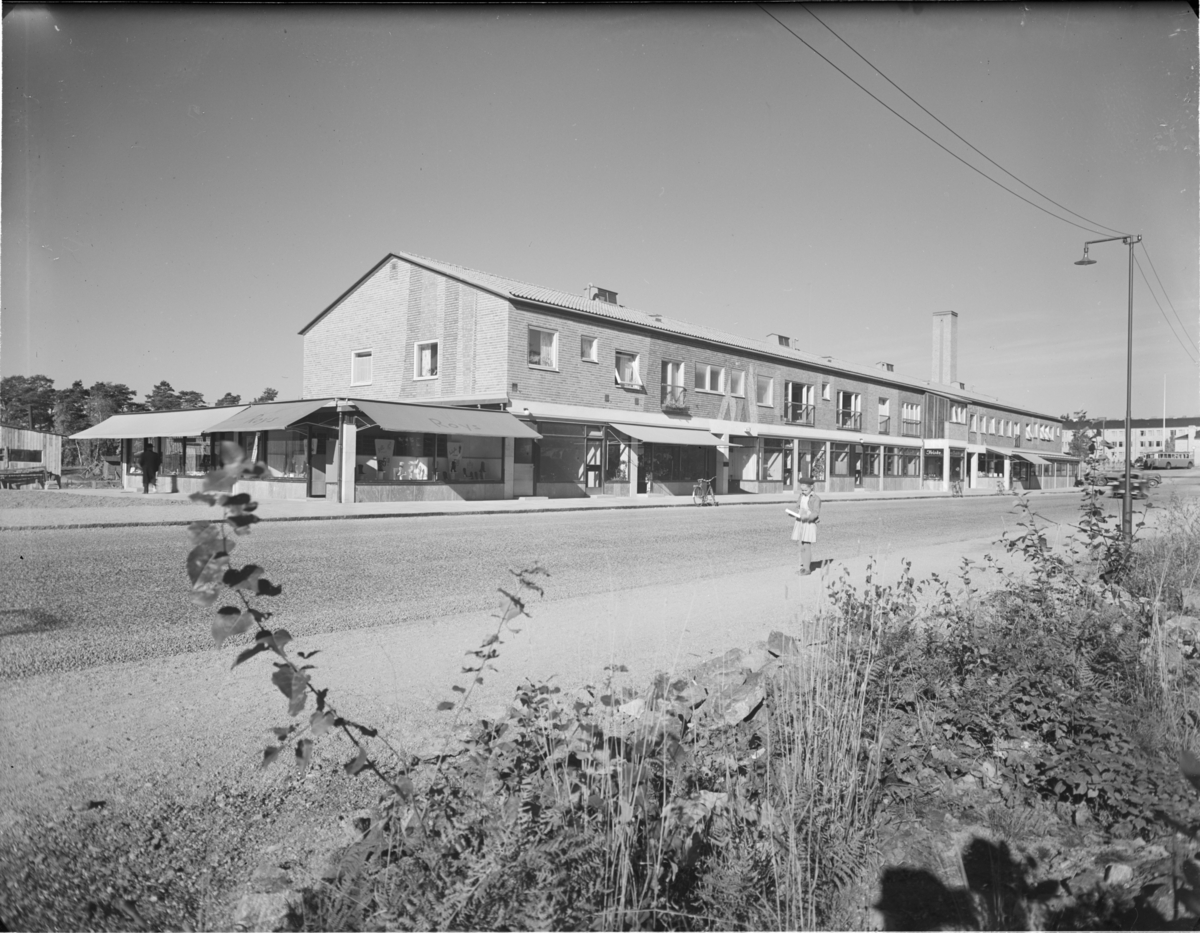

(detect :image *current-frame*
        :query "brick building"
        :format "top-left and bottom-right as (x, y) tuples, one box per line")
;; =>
(295, 252), (1073, 501)
(75, 250), (1074, 501)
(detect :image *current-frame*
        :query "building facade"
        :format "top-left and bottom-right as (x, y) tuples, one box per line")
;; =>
(1088, 417), (1199, 464)
(294, 252), (1073, 502)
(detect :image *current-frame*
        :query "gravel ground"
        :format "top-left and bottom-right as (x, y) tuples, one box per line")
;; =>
(0, 489), (193, 509)
(0, 494), (1108, 680)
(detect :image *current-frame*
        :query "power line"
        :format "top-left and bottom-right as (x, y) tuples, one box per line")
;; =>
(1134, 253), (1199, 364)
(800, 3), (1129, 239)
(1139, 240), (1195, 346)
(755, 4), (1118, 238)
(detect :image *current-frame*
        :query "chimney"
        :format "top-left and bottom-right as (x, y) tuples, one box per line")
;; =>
(932, 311), (958, 385)
(877, 361), (894, 372)
(586, 284), (618, 305)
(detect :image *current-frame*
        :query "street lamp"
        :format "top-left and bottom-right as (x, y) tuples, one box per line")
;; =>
(1074, 233), (1141, 541)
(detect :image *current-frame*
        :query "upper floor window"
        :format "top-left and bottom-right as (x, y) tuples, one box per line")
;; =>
(836, 391), (862, 430)
(970, 413), (978, 432)
(581, 335), (598, 363)
(615, 350), (642, 387)
(785, 382), (814, 425)
(415, 341), (439, 379)
(730, 370), (746, 398)
(902, 402), (922, 437)
(351, 349), (373, 386)
(528, 327), (558, 370)
(821, 382), (831, 401)
(755, 374), (774, 406)
(950, 405), (967, 424)
(695, 363), (725, 394)
(878, 398), (891, 435)
(661, 361), (686, 408)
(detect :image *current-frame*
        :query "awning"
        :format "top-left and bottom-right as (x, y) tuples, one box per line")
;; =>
(356, 400), (541, 439)
(985, 445), (1014, 457)
(71, 406), (249, 440)
(612, 423), (725, 447)
(207, 399), (333, 432)
(1015, 451), (1051, 466)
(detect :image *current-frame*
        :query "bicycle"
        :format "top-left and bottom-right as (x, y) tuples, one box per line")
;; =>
(950, 479), (964, 497)
(692, 477), (718, 506)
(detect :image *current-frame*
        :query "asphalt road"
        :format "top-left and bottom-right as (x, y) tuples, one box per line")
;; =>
(0, 485), (1176, 680)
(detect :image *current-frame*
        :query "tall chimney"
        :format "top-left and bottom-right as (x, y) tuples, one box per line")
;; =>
(932, 311), (958, 385)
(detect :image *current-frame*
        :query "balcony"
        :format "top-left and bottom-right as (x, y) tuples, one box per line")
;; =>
(784, 403), (815, 426)
(878, 416), (891, 435)
(836, 410), (862, 431)
(660, 385), (688, 411)
(901, 419), (922, 437)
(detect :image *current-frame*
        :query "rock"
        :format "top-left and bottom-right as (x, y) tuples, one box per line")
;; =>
(1104, 862), (1134, 886)
(701, 677), (766, 726)
(250, 863), (293, 895)
(1183, 588), (1200, 614)
(767, 631), (800, 657)
(232, 891), (299, 932)
(692, 648), (750, 682)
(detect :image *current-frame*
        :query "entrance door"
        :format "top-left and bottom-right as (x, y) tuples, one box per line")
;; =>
(636, 444), (648, 494)
(308, 431), (335, 497)
(585, 432), (603, 491)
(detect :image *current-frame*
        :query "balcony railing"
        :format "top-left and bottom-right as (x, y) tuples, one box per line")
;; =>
(660, 385), (688, 410)
(878, 416), (891, 435)
(784, 403), (815, 425)
(901, 419), (922, 437)
(836, 410), (862, 430)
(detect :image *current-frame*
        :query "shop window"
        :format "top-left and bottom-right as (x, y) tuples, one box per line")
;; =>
(415, 341), (439, 379)
(922, 451), (944, 480)
(4, 448), (42, 463)
(351, 349), (373, 386)
(162, 438), (185, 474)
(539, 422), (587, 483)
(581, 335), (598, 363)
(756, 375), (774, 407)
(615, 351), (642, 387)
(183, 435), (212, 475)
(831, 443), (851, 476)
(760, 438), (787, 481)
(694, 363), (725, 394)
(785, 382), (814, 425)
(884, 446), (899, 476)
(730, 370), (746, 398)
(863, 446), (880, 476)
(266, 430), (308, 479)
(528, 327), (558, 370)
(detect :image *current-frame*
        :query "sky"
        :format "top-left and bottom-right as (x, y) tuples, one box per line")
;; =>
(3, 3), (1197, 420)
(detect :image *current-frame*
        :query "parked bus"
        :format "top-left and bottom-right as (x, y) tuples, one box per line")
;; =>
(1145, 451), (1195, 469)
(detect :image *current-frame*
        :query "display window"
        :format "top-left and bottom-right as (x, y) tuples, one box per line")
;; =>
(356, 430), (503, 484)
(922, 451), (944, 480)
(759, 438), (788, 482)
(645, 444), (715, 483)
(266, 430), (308, 479)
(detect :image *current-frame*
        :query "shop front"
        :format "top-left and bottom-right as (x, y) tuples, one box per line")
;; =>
(829, 442), (884, 492)
(614, 423), (723, 496)
(75, 398), (541, 503)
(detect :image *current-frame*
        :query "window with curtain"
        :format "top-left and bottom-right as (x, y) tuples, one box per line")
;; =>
(528, 328), (558, 369)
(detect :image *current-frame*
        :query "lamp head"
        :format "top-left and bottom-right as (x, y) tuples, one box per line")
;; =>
(1074, 245), (1096, 266)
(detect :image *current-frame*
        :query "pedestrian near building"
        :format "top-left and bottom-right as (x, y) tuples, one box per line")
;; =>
(790, 474), (821, 575)
(138, 442), (162, 494)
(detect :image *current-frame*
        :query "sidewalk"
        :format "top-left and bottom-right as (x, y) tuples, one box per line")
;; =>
(0, 483), (1080, 531)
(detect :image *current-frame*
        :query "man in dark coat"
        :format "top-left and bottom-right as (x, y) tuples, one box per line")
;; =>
(138, 442), (162, 494)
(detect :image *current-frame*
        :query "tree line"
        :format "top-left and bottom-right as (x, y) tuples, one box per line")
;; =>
(0, 375), (279, 475)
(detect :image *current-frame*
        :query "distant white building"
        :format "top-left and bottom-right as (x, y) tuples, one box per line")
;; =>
(1082, 417), (1199, 462)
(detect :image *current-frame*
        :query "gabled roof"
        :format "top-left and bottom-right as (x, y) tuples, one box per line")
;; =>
(300, 251), (1064, 423)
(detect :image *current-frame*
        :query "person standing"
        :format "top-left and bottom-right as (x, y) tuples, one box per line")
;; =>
(138, 442), (162, 494)
(791, 474), (821, 575)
